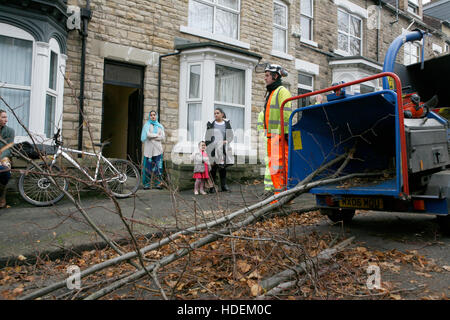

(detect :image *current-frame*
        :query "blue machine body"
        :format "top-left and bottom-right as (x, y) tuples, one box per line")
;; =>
(287, 91), (449, 215)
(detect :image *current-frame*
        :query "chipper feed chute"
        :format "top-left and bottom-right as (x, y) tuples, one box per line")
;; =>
(287, 90), (401, 196)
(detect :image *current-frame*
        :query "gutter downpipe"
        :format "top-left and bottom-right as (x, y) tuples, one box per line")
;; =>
(78, 0), (92, 153)
(157, 51), (181, 122)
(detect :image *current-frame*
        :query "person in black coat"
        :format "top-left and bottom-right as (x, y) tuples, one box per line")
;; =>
(205, 108), (234, 192)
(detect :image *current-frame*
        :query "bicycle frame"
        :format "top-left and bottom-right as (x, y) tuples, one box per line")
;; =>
(49, 145), (122, 183)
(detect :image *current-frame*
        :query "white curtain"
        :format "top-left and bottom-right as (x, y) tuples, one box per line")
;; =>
(301, 0), (312, 16)
(0, 35), (32, 86)
(214, 65), (245, 144)
(273, 27), (287, 52)
(189, 1), (213, 33)
(189, 65), (201, 99)
(0, 35), (32, 137)
(188, 103), (203, 142)
(215, 104), (244, 143)
(215, 9), (238, 39)
(45, 94), (56, 138)
(215, 65), (245, 105)
(0, 88), (30, 136)
(218, 0), (239, 10)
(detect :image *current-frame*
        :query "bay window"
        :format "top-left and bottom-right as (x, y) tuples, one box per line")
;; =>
(177, 46), (258, 157)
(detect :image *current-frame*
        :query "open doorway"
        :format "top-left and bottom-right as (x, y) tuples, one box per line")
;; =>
(101, 61), (144, 165)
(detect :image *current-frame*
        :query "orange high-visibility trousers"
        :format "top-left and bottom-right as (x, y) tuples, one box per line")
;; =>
(267, 134), (289, 198)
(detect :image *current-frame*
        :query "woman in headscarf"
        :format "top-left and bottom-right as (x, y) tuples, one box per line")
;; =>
(141, 110), (165, 189)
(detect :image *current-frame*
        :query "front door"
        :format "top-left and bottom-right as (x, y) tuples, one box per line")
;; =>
(101, 60), (144, 164)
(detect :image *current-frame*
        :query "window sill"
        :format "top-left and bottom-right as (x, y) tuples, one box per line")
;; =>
(270, 50), (294, 61)
(300, 38), (318, 47)
(180, 26), (250, 50)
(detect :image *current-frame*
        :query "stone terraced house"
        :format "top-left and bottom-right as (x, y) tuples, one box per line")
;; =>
(1, 0), (449, 189)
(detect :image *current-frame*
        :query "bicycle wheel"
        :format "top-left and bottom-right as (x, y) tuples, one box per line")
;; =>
(18, 163), (68, 206)
(101, 159), (140, 198)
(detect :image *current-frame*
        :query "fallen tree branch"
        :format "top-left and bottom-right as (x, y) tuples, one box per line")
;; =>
(256, 263), (340, 299)
(258, 236), (355, 292)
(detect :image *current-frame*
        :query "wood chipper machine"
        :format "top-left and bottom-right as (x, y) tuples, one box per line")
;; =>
(283, 30), (450, 233)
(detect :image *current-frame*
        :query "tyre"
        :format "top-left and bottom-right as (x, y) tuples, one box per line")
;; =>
(18, 163), (68, 206)
(320, 208), (355, 223)
(101, 159), (140, 198)
(437, 215), (450, 236)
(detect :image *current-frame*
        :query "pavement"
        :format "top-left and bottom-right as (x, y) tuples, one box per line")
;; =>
(0, 183), (316, 266)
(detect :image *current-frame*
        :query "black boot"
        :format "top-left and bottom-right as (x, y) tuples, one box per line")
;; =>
(219, 167), (230, 192)
(0, 183), (6, 208)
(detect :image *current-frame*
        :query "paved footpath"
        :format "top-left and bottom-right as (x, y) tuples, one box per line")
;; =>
(0, 184), (316, 266)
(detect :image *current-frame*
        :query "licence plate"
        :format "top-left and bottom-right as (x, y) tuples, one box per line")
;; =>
(339, 197), (383, 209)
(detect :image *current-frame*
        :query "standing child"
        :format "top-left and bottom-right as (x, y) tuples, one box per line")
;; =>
(192, 141), (210, 195)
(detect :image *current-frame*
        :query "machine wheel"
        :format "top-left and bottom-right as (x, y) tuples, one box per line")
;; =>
(437, 215), (450, 236)
(320, 208), (355, 223)
(101, 159), (140, 198)
(18, 163), (68, 206)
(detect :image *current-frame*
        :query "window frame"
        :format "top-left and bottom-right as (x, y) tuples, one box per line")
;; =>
(337, 8), (363, 56)
(273, 0), (289, 54)
(297, 72), (314, 109)
(188, 0), (241, 40)
(407, 0), (419, 15)
(300, 0), (314, 42)
(44, 39), (62, 139)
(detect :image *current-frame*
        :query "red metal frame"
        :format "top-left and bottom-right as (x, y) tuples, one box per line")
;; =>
(279, 72), (409, 197)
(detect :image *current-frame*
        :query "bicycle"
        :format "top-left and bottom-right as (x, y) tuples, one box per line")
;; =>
(18, 129), (141, 206)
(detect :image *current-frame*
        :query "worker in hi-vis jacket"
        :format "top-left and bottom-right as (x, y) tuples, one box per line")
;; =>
(262, 64), (292, 196)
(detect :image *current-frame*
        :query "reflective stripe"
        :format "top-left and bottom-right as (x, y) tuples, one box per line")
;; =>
(272, 165), (283, 171)
(268, 120), (280, 124)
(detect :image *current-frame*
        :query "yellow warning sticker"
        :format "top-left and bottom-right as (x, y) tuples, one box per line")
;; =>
(292, 131), (303, 150)
(388, 77), (395, 90)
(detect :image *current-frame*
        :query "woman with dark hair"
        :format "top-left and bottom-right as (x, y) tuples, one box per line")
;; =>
(141, 110), (165, 189)
(205, 107), (234, 192)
